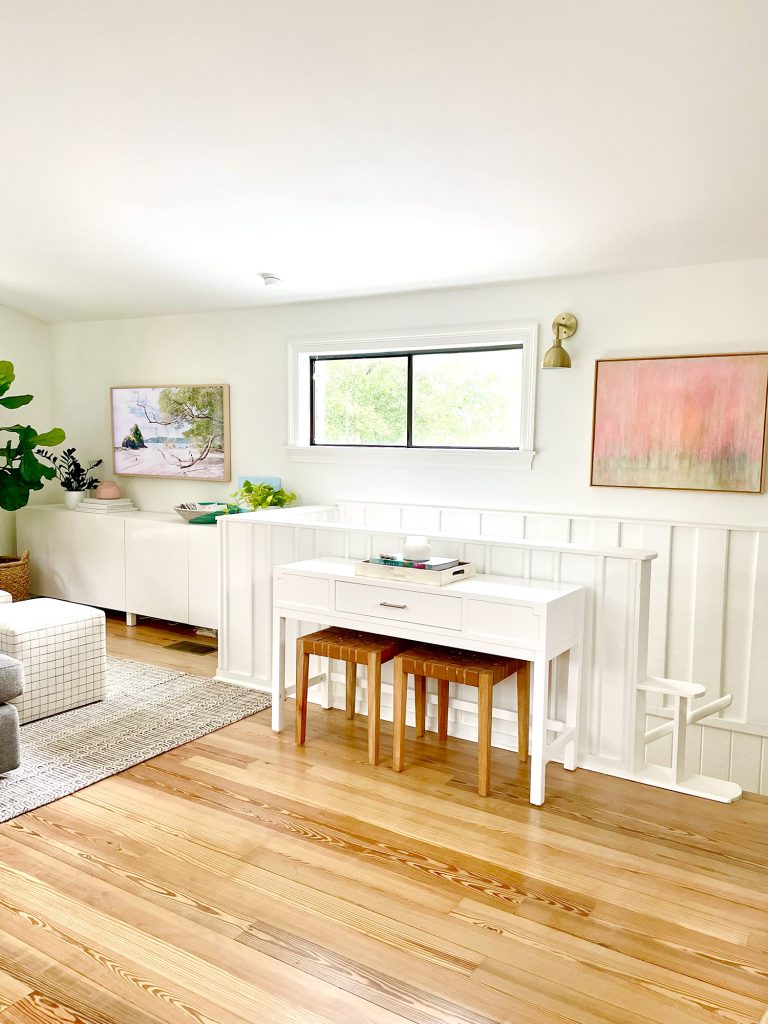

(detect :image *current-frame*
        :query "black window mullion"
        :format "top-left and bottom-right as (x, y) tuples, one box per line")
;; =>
(406, 354), (413, 448)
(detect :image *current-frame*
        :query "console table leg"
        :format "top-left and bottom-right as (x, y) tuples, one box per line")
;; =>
(126, 612), (137, 627)
(530, 655), (549, 806)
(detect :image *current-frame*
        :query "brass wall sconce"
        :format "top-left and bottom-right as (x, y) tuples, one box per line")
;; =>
(542, 313), (578, 368)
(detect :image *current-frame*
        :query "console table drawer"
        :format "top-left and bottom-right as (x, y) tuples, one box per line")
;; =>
(335, 581), (462, 630)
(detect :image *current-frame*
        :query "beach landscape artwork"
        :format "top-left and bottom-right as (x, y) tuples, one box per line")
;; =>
(111, 385), (230, 480)
(591, 354), (768, 492)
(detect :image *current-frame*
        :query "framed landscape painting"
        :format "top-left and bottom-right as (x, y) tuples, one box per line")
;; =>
(591, 353), (768, 492)
(111, 385), (230, 481)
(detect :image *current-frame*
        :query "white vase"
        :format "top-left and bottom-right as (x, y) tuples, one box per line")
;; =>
(402, 535), (431, 561)
(63, 491), (86, 510)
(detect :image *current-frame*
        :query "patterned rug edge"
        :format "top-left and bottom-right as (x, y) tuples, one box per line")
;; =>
(0, 657), (271, 823)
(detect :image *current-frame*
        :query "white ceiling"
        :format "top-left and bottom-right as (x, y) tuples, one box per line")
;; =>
(1, 0), (767, 322)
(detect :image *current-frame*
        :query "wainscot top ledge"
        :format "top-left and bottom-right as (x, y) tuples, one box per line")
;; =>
(224, 505), (657, 562)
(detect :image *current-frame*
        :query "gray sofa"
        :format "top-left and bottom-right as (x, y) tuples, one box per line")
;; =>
(0, 653), (23, 773)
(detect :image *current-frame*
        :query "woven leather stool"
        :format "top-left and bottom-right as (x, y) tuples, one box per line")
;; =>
(296, 626), (407, 765)
(392, 644), (530, 795)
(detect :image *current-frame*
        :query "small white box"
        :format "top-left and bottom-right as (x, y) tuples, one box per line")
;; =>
(354, 560), (476, 587)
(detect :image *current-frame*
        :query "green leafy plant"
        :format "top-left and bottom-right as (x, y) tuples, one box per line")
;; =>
(231, 480), (297, 511)
(0, 360), (65, 511)
(36, 447), (102, 492)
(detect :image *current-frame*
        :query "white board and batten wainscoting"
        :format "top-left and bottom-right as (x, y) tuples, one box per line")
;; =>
(217, 500), (768, 799)
(17, 505), (219, 629)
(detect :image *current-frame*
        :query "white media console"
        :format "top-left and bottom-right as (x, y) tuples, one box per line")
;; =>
(17, 505), (218, 629)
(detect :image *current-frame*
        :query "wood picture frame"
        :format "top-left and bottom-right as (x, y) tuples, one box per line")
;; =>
(590, 353), (768, 493)
(111, 385), (231, 481)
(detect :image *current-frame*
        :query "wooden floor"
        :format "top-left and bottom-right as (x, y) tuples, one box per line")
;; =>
(1, 620), (767, 1023)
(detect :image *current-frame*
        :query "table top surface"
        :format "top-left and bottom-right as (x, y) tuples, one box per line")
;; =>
(275, 557), (585, 605)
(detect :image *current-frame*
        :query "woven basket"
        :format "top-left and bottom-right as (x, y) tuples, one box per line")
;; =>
(0, 550), (30, 602)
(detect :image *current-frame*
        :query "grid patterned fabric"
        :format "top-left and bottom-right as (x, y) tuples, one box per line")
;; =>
(0, 599), (106, 725)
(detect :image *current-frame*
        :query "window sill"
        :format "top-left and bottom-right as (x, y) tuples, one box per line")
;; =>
(285, 445), (535, 469)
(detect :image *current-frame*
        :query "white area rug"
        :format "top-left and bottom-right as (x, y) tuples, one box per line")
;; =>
(0, 655), (271, 822)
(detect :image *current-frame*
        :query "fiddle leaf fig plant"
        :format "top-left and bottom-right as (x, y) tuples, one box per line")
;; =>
(0, 360), (66, 511)
(232, 480), (297, 511)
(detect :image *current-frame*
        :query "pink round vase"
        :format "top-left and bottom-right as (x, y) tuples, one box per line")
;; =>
(95, 480), (122, 500)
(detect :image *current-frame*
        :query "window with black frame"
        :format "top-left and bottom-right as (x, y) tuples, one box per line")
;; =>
(310, 345), (523, 449)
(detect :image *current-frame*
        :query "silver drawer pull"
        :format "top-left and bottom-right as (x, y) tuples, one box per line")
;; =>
(380, 601), (407, 609)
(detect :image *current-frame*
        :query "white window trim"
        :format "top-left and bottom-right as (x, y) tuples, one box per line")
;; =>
(286, 320), (538, 469)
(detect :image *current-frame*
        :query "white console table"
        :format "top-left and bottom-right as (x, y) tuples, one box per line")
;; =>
(272, 557), (586, 805)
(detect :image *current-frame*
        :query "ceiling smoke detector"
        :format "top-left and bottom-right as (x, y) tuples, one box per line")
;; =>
(259, 273), (284, 288)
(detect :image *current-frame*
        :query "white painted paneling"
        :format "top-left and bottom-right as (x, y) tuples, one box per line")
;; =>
(690, 528), (728, 706)
(747, 532), (768, 729)
(730, 732), (763, 794)
(722, 529), (757, 721)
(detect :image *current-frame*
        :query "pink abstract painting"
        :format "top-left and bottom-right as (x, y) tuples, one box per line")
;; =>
(591, 354), (768, 491)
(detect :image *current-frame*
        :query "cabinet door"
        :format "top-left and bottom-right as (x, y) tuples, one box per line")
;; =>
(17, 508), (69, 599)
(125, 519), (189, 623)
(67, 514), (126, 610)
(188, 526), (218, 628)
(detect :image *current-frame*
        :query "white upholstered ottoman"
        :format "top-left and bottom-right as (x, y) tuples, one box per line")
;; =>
(0, 599), (106, 724)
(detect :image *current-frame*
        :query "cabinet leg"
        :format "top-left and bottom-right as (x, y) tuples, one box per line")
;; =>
(126, 612), (137, 627)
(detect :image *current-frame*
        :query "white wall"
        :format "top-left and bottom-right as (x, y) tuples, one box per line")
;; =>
(0, 304), (54, 553)
(50, 257), (768, 528)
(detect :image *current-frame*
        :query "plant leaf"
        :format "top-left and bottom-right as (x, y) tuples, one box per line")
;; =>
(0, 471), (31, 511)
(0, 394), (33, 409)
(33, 427), (66, 447)
(0, 361), (15, 399)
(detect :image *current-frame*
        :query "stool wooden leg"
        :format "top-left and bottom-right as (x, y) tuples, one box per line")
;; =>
(346, 661), (357, 720)
(516, 662), (530, 764)
(414, 674), (426, 737)
(295, 639), (310, 746)
(437, 680), (449, 740)
(393, 660), (406, 772)
(477, 672), (493, 796)
(367, 652), (382, 766)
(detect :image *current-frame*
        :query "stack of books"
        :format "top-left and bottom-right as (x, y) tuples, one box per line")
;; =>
(370, 554), (460, 571)
(76, 497), (138, 514)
